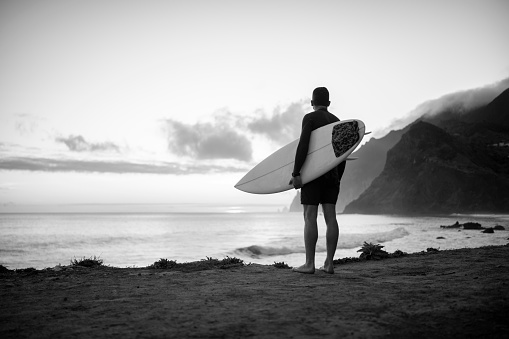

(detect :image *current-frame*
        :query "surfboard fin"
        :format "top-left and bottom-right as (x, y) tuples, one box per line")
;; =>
(346, 157), (358, 161)
(365, 131), (372, 135)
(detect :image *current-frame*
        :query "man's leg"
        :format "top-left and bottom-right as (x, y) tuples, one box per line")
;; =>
(322, 203), (339, 274)
(293, 204), (319, 274)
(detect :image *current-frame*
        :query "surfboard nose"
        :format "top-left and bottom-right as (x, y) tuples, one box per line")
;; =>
(234, 184), (246, 192)
(234, 185), (253, 194)
(234, 177), (253, 193)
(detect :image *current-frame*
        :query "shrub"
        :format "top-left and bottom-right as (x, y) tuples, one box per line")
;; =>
(148, 258), (177, 269)
(357, 242), (389, 260)
(273, 261), (291, 269)
(218, 256), (244, 269)
(389, 249), (408, 258)
(147, 256), (244, 271)
(70, 256), (104, 268)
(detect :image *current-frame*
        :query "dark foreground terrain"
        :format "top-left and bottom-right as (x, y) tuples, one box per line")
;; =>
(1, 245), (509, 338)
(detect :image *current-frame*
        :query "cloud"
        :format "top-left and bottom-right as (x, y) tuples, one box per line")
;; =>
(14, 113), (45, 136)
(0, 157), (246, 175)
(418, 77), (509, 118)
(162, 101), (308, 162)
(247, 101), (307, 144)
(382, 77), (509, 134)
(164, 119), (252, 161)
(56, 135), (120, 153)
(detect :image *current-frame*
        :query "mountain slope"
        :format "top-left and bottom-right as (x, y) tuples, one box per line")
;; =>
(345, 86), (509, 215)
(345, 121), (509, 214)
(336, 128), (407, 212)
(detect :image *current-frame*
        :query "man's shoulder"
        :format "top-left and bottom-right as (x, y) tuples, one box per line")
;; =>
(324, 110), (339, 121)
(302, 112), (315, 124)
(303, 110), (339, 128)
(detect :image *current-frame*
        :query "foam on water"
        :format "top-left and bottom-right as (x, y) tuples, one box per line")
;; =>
(235, 227), (409, 257)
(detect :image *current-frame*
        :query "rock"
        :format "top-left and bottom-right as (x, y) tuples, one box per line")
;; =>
(437, 237), (446, 239)
(463, 222), (483, 230)
(482, 228), (494, 233)
(440, 221), (461, 229)
(494, 225), (506, 231)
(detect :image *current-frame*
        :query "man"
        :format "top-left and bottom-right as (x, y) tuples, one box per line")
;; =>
(289, 87), (346, 274)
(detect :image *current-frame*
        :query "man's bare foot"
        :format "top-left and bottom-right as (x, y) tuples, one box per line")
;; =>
(292, 264), (315, 274)
(320, 261), (334, 274)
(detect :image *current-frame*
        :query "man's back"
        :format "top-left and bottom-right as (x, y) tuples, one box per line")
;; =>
(293, 108), (342, 179)
(304, 108), (339, 131)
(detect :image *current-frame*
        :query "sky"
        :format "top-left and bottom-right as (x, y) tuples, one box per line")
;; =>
(1, 0), (508, 210)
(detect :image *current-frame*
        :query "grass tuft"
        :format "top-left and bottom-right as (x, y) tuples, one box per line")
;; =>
(390, 249), (408, 258)
(333, 244), (409, 265)
(147, 256), (244, 272)
(357, 242), (389, 260)
(273, 261), (292, 269)
(70, 256), (104, 268)
(147, 258), (177, 269)
(219, 256), (244, 267)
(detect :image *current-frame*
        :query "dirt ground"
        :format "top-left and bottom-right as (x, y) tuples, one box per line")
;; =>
(1, 245), (509, 338)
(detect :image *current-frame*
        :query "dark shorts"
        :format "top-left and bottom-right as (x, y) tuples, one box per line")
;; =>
(300, 174), (340, 206)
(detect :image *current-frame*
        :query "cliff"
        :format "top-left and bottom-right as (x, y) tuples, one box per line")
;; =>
(336, 128), (407, 211)
(344, 118), (509, 214)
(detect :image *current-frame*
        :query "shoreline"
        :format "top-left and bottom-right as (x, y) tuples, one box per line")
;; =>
(2, 245), (508, 338)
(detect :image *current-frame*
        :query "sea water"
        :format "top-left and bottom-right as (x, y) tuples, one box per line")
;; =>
(1, 204), (508, 269)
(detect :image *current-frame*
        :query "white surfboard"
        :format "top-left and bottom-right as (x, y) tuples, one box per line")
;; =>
(235, 119), (365, 194)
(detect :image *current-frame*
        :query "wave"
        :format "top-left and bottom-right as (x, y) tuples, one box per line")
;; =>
(235, 227), (409, 258)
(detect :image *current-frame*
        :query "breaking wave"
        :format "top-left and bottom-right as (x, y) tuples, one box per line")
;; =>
(235, 227), (409, 258)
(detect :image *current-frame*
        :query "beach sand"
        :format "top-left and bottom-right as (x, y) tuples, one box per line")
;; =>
(1, 245), (508, 338)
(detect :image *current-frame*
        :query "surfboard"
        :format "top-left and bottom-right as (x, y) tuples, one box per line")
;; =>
(235, 119), (366, 194)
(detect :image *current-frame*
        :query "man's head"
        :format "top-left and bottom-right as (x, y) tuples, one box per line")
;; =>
(311, 87), (330, 108)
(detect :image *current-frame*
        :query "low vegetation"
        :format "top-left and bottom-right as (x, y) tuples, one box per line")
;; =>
(148, 258), (177, 269)
(273, 261), (292, 269)
(147, 256), (244, 272)
(70, 256), (104, 268)
(357, 242), (389, 260)
(333, 242), (409, 265)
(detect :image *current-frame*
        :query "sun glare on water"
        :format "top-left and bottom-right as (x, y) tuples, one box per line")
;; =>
(225, 207), (247, 214)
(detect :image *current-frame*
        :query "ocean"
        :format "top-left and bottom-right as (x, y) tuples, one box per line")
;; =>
(1, 204), (508, 269)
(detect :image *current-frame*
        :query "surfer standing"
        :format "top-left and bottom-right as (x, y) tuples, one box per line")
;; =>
(289, 87), (346, 274)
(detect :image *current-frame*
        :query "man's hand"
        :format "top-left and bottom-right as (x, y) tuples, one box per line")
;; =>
(289, 175), (303, 189)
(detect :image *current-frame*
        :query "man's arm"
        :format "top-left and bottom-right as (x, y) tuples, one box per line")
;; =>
(290, 115), (314, 188)
(336, 161), (346, 183)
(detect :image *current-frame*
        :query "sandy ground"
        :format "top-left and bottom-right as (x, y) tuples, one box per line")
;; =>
(1, 245), (509, 338)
